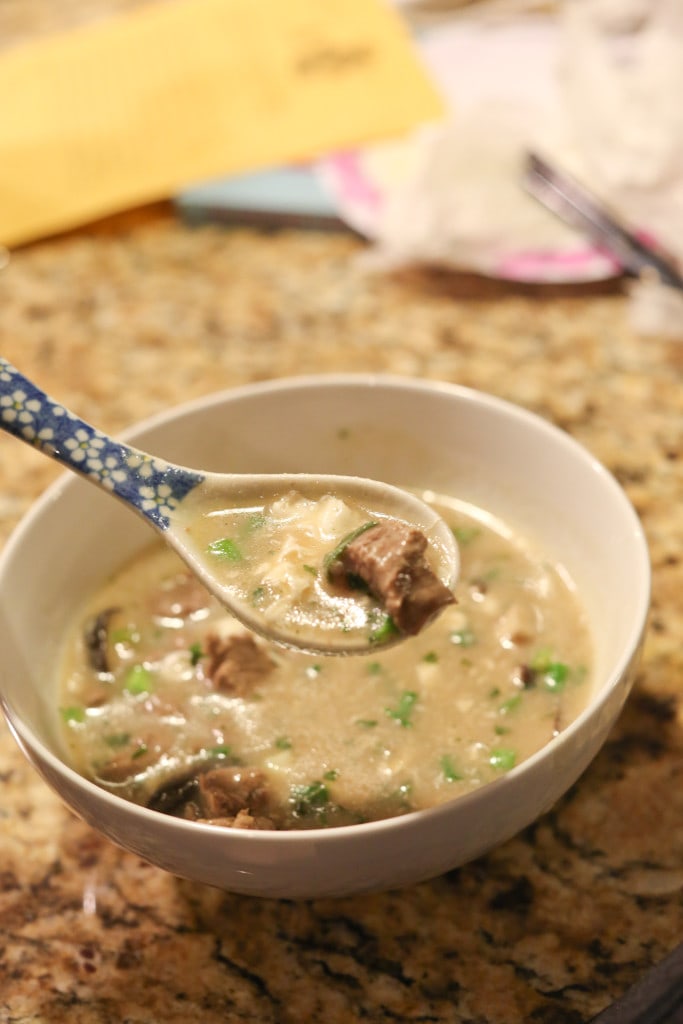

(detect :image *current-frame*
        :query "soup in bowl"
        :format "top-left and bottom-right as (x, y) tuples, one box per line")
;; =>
(0, 375), (650, 898)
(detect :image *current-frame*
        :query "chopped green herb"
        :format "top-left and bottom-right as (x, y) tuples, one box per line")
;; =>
(208, 744), (232, 758)
(530, 648), (554, 671)
(366, 661), (383, 675)
(124, 664), (153, 695)
(451, 525), (481, 545)
(110, 626), (140, 645)
(530, 649), (570, 691)
(291, 779), (330, 815)
(499, 694), (522, 714)
(494, 725), (511, 736)
(490, 748), (517, 771)
(323, 769), (339, 781)
(357, 718), (378, 728)
(189, 642), (204, 666)
(131, 743), (148, 760)
(274, 736), (292, 750)
(60, 705), (85, 724)
(542, 662), (569, 691)
(208, 537), (242, 562)
(370, 614), (399, 646)
(386, 690), (418, 727)
(252, 586), (265, 605)
(423, 651), (439, 664)
(450, 628), (476, 648)
(302, 564), (318, 575)
(323, 521), (379, 578)
(440, 754), (463, 782)
(489, 687), (501, 698)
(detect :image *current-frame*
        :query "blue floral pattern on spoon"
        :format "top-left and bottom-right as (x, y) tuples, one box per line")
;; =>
(0, 357), (202, 529)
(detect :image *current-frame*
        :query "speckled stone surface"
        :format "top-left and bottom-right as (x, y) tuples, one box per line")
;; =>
(0, 205), (682, 1023)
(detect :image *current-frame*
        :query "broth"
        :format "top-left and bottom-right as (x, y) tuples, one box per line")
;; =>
(58, 495), (592, 830)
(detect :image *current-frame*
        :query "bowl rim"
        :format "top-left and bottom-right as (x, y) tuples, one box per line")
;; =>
(0, 372), (651, 846)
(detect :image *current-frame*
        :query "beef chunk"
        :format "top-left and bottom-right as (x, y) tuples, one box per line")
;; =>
(96, 735), (159, 783)
(204, 632), (274, 695)
(330, 520), (455, 635)
(148, 764), (274, 829)
(198, 766), (270, 819)
(152, 573), (211, 619)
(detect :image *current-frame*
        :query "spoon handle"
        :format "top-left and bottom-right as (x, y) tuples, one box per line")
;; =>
(0, 357), (203, 530)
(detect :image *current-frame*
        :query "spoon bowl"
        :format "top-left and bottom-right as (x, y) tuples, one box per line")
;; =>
(0, 359), (458, 654)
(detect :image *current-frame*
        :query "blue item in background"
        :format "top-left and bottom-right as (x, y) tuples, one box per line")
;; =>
(175, 166), (346, 230)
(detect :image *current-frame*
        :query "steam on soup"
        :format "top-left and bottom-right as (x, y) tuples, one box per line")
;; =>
(58, 493), (592, 830)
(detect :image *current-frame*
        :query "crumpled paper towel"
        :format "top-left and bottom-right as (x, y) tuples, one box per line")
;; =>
(328, 0), (683, 333)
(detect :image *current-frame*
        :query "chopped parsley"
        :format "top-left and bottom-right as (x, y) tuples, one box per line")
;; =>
(123, 664), (153, 695)
(440, 754), (463, 782)
(189, 642), (204, 666)
(291, 779), (330, 815)
(370, 614), (399, 646)
(490, 748), (517, 772)
(207, 537), (243, 562)
(450, 628), (476, 648)
(60, 705), (85, 724)
(386, 690), (418, 727)
(323, 521), (378, 578)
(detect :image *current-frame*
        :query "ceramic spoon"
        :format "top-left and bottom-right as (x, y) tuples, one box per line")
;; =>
(0, 358), (459, 655)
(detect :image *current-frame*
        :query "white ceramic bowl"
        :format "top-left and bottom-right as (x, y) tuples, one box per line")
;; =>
(0, 375), (650, 898)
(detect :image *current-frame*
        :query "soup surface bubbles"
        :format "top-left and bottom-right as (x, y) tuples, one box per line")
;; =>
(58, 494), (593, 830)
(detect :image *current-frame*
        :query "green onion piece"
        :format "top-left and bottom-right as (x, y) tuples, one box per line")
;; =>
(357, 719), (378, 728)
(131, 743), (148, 760)
(302, 564), (318, 576)
(323, 769), (339, 781)
(423, 651), (439, 664)
(208, 744), (232, 758)
(494, 725), (510, 736)
(450, 628), (476, 648)
(60, 706), (85, 724)
(110, 626), (140, 645)
(323, 521), (379, 578)
(370, 614), (400, 646)
(490, 748), (517, 771)
(440, 754), (463, 782)
(274, 736), (292, 750)
(124, 664), (153, 695)
(189, 642), (204, 666)
(292, 779), (330, 813)
(386, 690), (418, 727)
(530, 647), (554, 671)
(366, 661), (383, 675)
(451, 525), (481, 545)
(542, 662), (569, 691)
(499, 694), (522, 714)
(208, 537), (243, 562)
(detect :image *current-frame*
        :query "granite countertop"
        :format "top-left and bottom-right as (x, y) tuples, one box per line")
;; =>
(0, 205), (681, 1024)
